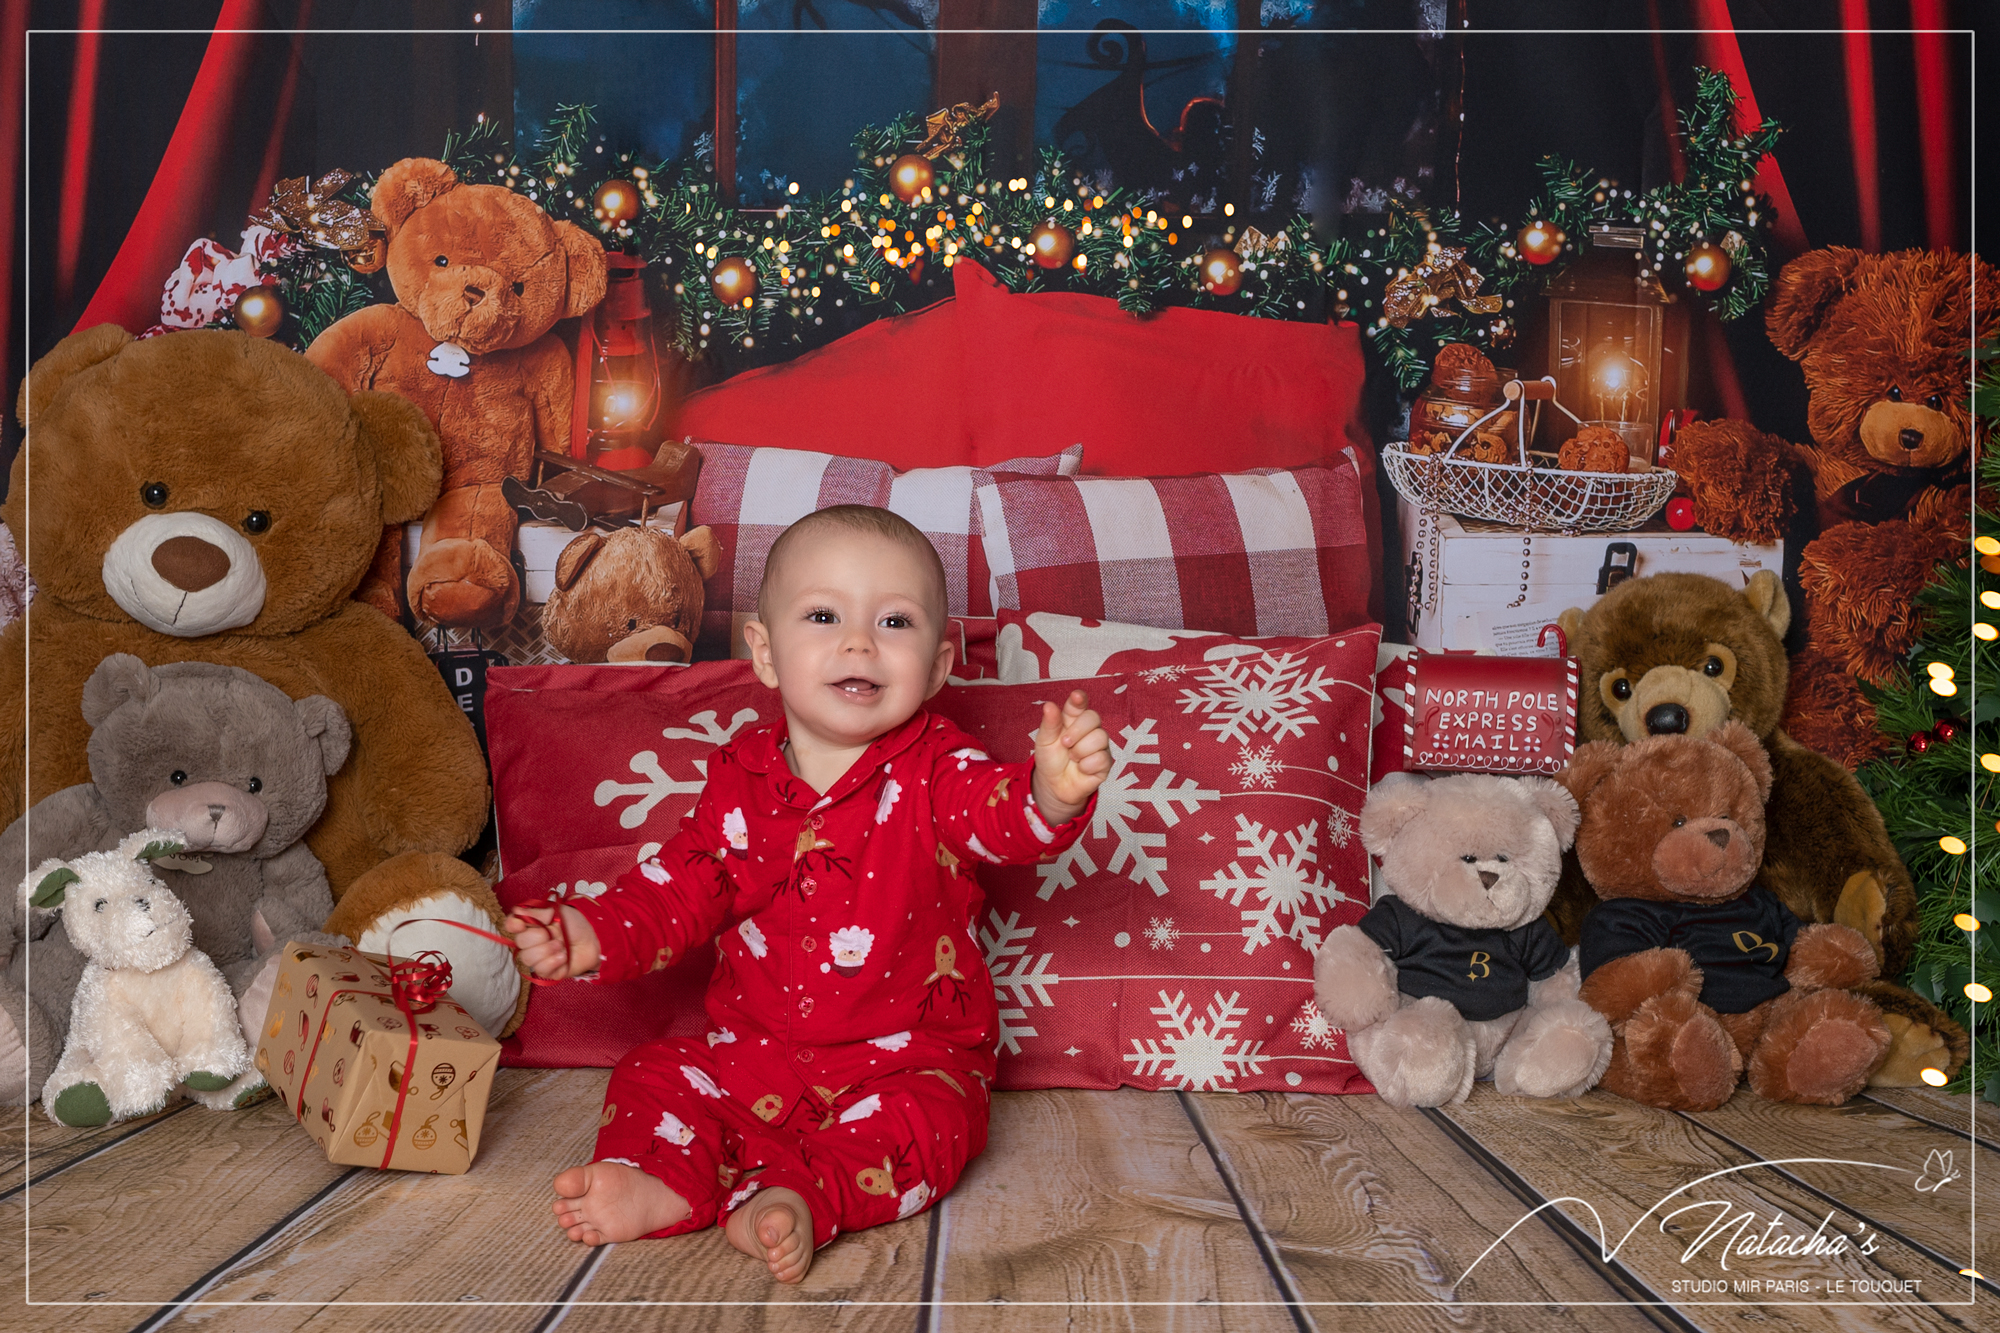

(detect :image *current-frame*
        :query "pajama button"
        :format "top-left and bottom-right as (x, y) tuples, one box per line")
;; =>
(797, 1048), (814, 1063)
(798, 997), (814, 1017)
(810, 815), (825, 830)
(802, 936), (816, 951)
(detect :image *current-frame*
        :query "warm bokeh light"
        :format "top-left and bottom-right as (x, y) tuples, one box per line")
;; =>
(1928, 661), (1955, 679)
(1964, 982), (1992, 1003)
(1955, 912), (1981, 931)
(1924, 1069), (1950, 1088)
(1939, 836), (1968, 855)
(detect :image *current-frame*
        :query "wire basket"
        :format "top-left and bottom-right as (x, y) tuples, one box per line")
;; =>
(1383, 376), (1678, 532)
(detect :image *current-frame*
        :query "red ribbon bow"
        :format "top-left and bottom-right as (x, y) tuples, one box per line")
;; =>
(386, 950), (454, 1013)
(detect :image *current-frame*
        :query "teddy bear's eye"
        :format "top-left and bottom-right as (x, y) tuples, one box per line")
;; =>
(512, 281), (525, 295)
(1926, 394), (1943, 411)
(1702, 656), (1724, 677)
(140, 481), (169, 508)
(243, 510), (271, 535)
(1672, 817), (1686, 828)
(434, 255), (450, 267)
(94, 899), (107, 913)
(1461, 855), (1476, 864)
(1611, 677), (1632, 701)
(626, 618), (639, 631)
(247, 777), (263, 794)
(1887, 385), (1903, 402)
(170, 770), (187, 786)
(1496, 855), (1508, 863)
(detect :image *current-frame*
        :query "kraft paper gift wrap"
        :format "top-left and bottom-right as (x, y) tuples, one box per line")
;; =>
(256, 941), (500, 1174)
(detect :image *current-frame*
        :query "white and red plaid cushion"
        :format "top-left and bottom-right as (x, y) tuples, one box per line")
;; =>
(930, 627), (1380, 1094)
(972, 459), (1373, 640)
(689, 440), (1082, 657)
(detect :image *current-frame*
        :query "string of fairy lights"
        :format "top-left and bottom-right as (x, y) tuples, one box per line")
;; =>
(239, 69), (1783, 392)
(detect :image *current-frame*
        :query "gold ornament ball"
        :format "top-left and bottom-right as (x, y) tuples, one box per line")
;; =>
(345, 236), (388, 274)
(1683, 240), (1732, 292)
(710, 256), (758, 307)
(592, 178), (641, 224)
(1029, 220), (1075, 270)
(1517, 220), (1564, 265)
(232, 286), (286, 338)
(1199, 247), (1242, 296)
(889, 154), (935, 204)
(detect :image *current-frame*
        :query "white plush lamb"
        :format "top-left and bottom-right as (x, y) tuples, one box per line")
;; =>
(27, 830), (249, 1126)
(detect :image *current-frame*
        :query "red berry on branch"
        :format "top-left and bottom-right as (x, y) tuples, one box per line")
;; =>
(1907, 732), (1932, 755)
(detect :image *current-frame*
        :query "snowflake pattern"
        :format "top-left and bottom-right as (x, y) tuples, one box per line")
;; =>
(1290, 1000), (1338, 1051)
(1201, 814), (1346, 953)
(1229, 744), (1280, 790)
(1137, 663), (1189, 684)
(1034, 720), (1220, 900)
(1144, 917), (1181, 950)
(1123, 990), (1267, 1091)
(594, 708), (762, 829)
(1325, 806), (1356, 850)
(981, 910), (1059, 1055)
(1177, 651), (1341, 746)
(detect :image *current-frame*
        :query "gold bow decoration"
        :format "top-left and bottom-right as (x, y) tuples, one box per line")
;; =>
(251, 170), (385, 262)
(1382, 244), (1506, 327)
(1234, 227), (1291, 259)
(916, 93), (1002, 160)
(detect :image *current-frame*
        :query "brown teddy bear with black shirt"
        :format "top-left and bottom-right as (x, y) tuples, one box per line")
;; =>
(1568, 721), (1889, 1110)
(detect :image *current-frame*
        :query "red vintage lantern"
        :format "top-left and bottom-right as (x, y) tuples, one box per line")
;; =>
(570, 254), (664, 471)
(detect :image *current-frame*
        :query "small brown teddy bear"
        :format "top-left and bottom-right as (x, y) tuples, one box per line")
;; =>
(307, 157), (609, 631)
(540, 525), (723, 664)
(1672, 247), (1994, 766)
(1568, 721), (1890, 1110)
(1550, 570), (1965, 1087)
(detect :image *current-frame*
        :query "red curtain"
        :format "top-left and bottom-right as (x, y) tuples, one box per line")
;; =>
(0, 0), (29, 389)
(71, 0), (268, 335)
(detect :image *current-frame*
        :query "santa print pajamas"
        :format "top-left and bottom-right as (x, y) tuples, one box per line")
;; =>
(570, 710), (1091, 1248)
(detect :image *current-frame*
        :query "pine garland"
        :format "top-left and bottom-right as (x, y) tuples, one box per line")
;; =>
(247, 71), (1779, 391)
(1855, 344), (1996, 1103)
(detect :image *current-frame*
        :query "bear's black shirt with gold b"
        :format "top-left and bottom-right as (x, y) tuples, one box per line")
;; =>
(1578, 886), (1802, 1014)
(1357, 895), (1571, 1022)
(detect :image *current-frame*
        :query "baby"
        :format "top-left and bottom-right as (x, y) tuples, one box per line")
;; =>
(505, 505), (1110, 1283)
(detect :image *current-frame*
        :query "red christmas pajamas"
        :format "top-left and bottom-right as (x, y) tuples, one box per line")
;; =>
(569, 711), (1088, 1248)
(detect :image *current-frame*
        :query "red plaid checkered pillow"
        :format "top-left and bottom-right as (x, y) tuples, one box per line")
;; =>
(972, 461), (1372, 640)
(930, 627), (1380, 1094)
(688, 440), (1081, 657)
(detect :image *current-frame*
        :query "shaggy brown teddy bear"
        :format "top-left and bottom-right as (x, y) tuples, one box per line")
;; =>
(1568, 721), (1891, 1110)
(1551, 570), (1965, 1087)
(307, 157), (608, 631)
(540, 524), (722, 664)
(0, 327), (525, 1038)
(1673, 247), (1994, 766)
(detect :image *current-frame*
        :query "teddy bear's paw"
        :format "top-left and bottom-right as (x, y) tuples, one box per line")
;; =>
(0, 1003), (27, 1107)
(181, 1070), (233, 1092)
(189, 1069), (270, 1111)
(1749, 989), (1890, 1105)
(407, 538), (521, 631)
(1494, 1000), (1613, 1098)
(1866, 1013), (1953, 1088)
(48, 1081), (111, 1127)
(354, 893), (523, 1037)
(1611, 991), (1740, 1110)
(1351, 997), (1476, 1108)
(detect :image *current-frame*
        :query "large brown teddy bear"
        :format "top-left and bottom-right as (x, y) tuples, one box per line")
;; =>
(1674, 247), (1994, 767)
(539, 524), (722, 664)
(1567, 722), (1890, 1110)
(1550, 570), (1965, 1087)
(0, 327), (526, 1038)
(307, 157), (608, 631)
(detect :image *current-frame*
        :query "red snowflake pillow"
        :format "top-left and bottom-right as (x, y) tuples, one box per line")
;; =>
(930, 627), (1380, 1094)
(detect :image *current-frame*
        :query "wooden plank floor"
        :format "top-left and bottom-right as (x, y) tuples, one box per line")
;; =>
(3, 1074), (1991, 1331)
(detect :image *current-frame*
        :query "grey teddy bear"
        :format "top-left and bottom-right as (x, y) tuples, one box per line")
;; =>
(1, 654), (350, 1109)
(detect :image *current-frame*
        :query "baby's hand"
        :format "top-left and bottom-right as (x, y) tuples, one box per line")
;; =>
(502, 903), (601, 981)
(1031, 689), (1111, 825)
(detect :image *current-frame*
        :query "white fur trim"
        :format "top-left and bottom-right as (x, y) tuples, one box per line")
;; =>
(356, 893), (520, 1037)
(101, 512), (267, 637)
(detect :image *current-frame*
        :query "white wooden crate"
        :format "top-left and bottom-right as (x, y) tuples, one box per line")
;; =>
(1395, 496), (1782, 654)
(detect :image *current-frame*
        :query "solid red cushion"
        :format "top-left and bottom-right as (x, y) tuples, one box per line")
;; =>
(671, 299), (975, 471)
(929, 629), (1380, 1094)
(951, 262), (1382, 621)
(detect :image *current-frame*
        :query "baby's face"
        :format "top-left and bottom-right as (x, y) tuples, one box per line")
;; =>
(747, 527), (953, 755)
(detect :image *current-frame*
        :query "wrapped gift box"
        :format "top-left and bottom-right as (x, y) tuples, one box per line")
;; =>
(256, 941), (500, 1174)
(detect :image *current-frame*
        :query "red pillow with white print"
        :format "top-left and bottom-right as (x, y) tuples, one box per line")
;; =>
(484, 660), (781, 1066)
(972, 462), (1372, 642)
(688, 440), (1081, 657)
(928, 627), (1381, 1095)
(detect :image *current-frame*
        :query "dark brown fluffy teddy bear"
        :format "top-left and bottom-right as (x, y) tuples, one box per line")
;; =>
(1568, 721), (1890, 1110)
(1551, 570), (1965, 1088)
(1673, 247), (1993, 767)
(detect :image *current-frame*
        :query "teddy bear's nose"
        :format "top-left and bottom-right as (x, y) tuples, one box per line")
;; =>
(206, 803), (228, 825)
(1706, 828), (1730, 849)
(151, 536), (231, 593)
(1478, 870), (1499, 890)
(1899, 427), (1924, 451)
(1644, 702), (1689, 735)
(463, 284), (486, 305)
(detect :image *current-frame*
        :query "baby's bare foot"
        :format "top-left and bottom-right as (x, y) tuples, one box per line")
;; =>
(551, 1161), (690, 1246)
(724, 1185), (815, 1284)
